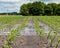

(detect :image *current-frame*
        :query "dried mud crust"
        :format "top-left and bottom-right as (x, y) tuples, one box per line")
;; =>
(0, 35), (8, 48)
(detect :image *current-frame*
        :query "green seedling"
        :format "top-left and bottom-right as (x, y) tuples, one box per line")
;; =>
(4, 41), (9, 48)
(47, 31), (52, 40)
(4, 41), (12, 48)
(50, 32), (57, 47)
(3, 17), (29, 48)
(55, 38), (60, 48)
(39, 29), (44, 37)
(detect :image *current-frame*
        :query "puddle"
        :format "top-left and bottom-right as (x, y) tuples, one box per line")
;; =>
(39, 22), (57, 34)
(0, 22), (22, 35)
(38, 22), (60, 38)
(0, 31), (10, 35)
(20, 27), (37, 36)
(20, 20), (38, 36)
(11, 24), (21, 30)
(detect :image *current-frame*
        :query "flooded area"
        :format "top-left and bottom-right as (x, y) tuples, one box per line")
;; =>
(20, 19), (38, 36)
(0, 18), (60, 48)
(0, 20), (23, 48)
(0, 20), (22, 35)
(39, 22), (57, 34)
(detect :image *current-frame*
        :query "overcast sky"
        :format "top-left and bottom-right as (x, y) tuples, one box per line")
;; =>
(0, 0), (60, 13)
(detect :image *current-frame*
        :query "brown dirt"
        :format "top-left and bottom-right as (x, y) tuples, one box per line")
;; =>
(12, 35), (47, 48)
(10, 35), (60, 48)
(0, 20), (24, 48)
(0, 35), (8, 48)
(0, 18), (60, 48)
(0, 35), (60, 48)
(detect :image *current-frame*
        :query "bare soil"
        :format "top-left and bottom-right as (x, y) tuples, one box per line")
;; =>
(12, 35), (47, 48)
(0, 20), (23, 48)
(0, 35), (8, 48)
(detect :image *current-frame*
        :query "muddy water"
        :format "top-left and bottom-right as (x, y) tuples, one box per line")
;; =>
(0, 21), (22, 35)
(20, 20), (38, 36)
(39, 22), (57, 34)
(39, 22), (60, 37)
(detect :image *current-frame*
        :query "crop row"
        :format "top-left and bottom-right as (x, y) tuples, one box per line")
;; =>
(37, 16), (60, 32)
(0, 16), (24, 34)
(3, 16), (29, 48)
(0, 16), (60, 48)
(32, 16), (60, 48)
(4, 17), (28, 48)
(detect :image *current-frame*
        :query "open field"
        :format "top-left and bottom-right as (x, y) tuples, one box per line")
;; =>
(0, 16), (60, 48)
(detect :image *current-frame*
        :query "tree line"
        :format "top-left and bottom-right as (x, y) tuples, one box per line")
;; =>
(20, 1), (60, 16)
(0, 12), (20, 15)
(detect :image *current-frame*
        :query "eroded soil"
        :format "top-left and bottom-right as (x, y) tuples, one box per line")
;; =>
(0, 18), (60, 48)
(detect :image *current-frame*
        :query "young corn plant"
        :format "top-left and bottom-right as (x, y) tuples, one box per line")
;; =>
(50, 32), (57, 47)
(47, 31), (52, 40)
(3, 17), (29, 48)
(32, 17), (44, 37)
(39, 29), (44, 37)
(55, 38), (60, 48)
(46, 31), (52, 48)
(4, 41), (12, 48)
(4, 29), (19, 48)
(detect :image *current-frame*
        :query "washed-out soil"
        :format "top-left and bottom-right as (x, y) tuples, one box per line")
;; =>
(0, 35), (8, 48)
(11, 19), (60, 48)
(12, 19), (60, 48)
(0, 20), (24, 48)
(12, 35), (47, 48)
(0, 18), (60, 48)
(0, 35), (60, 48)
(11, 35), (60, 48)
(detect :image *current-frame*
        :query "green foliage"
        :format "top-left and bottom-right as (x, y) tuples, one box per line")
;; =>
(4, 30), (20, 48)
(20, 1), (60, 16)
(37, 16), (60, 33)
(30, 2), (45, 15)
(3, 17), (29, 48)
(20, 4), (29, 15)
(20, 1), (45, 16)
(44, 5), (53, 15)
(47, 31), (52, 39)
(50, 33), (57, 47)
(56, 5), (60, 15)
(32, 17), (44, 37)
(55, 38), (60, 48)
(48, 3), (57, 15)
(39, 29), (44, 37)
(4, 41), (12, 48)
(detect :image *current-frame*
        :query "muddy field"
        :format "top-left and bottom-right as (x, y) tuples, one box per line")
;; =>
(0, 16), (60, 48)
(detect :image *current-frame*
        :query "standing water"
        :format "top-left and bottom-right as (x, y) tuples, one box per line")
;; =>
(20, 19), (38, 36)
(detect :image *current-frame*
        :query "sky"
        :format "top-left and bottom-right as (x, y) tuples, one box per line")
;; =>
(0, 0), (60, 13)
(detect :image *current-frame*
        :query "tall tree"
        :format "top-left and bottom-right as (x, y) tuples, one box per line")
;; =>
(56, 4), (60, 15)
(44, 4), (53, 15)
(48, 3), (57, 15)
(20, 1), (60, 16)
(29, 2), (45, 15)
(20, 4), (29, 15)
(27, 3), (32, 15)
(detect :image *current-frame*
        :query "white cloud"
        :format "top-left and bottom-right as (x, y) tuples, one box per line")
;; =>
(0, 0), (60, 13)
(0, 0), (20, 2)
(44, 0), (60, 3)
